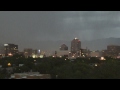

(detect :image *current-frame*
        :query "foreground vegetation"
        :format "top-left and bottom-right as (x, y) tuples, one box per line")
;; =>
(0, 54), (120, 79)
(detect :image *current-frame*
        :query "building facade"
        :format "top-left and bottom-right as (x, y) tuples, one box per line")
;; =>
(71, 38), (81, 54)
(107, 45), (120, 57)
(4, 43), (18, 56)
(80, 49), (88, 57)
(102, 45), (120, 58)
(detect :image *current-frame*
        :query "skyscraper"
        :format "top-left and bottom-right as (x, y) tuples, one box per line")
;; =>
(4, 43), (18, 56)
(71, 38), (81, 54)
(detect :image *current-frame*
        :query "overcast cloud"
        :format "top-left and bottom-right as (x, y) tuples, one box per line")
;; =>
(0, 11), (120, 51)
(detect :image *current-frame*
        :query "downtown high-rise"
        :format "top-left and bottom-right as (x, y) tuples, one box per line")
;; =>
(4, 43), (18, 56)
(71, 38), (81, 54)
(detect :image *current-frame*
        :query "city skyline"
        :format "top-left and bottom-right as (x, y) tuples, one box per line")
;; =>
(0, 11), (120, 51)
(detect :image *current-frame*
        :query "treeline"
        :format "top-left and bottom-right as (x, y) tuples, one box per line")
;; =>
(0, 54), (120, 79)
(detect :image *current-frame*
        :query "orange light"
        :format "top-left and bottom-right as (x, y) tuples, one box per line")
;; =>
(8, 63), (11, 66)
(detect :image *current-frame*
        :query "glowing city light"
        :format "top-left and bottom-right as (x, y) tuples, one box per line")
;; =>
(8, 53), (12, 56)
(95, 64), (97, 66)
(8, 63), (11, 66)
(38, 50), (40, 53)
(32, 55), (36, 58)
(100, 57), (106, 60)
(4, 44), (8, 46)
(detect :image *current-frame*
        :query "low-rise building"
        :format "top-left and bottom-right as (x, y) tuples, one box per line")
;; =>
(10, 72), (51, 79)
(90, 51), (102, 57)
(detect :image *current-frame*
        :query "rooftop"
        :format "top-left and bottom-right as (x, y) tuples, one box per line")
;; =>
(10, 72), (51, 79)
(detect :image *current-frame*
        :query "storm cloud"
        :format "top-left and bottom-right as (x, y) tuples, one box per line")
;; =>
(0, 11), (120, 51)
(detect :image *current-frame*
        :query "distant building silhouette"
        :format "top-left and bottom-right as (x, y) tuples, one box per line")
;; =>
(32, 49), (38, 55)
(60, 44), (68, 50)
(80, 49), (88, 57)
(24, 48), (33, 58)
(4, 43), (18, 56)
(71, 38), (81, 54)
(107, 45), (120, 57)
(90, 51), (102, 57)
(101, 45), (120, 58)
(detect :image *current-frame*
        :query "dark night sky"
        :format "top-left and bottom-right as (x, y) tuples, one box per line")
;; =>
(0, 11), (120, 52)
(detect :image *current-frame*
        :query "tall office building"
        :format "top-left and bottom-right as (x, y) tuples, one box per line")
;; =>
(71, 38), (81, 54)
(4, 43), (18, 56)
